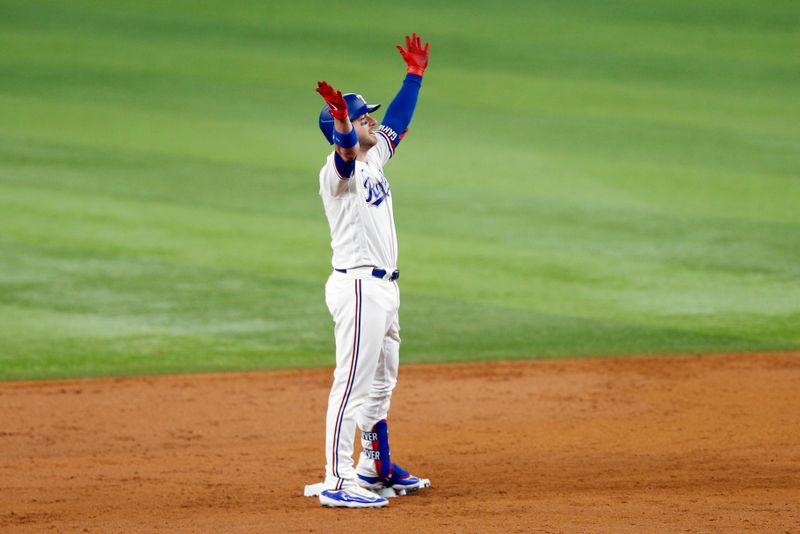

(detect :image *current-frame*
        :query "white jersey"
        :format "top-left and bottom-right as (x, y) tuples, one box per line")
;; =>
(319, 132), (398, 272)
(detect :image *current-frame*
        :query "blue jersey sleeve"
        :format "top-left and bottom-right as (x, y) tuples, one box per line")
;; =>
(375, 74), (422, 154)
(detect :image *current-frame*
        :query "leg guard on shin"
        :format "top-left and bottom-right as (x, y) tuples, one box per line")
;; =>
(357, 419), (430, 494)
(362, 419), (392, 479)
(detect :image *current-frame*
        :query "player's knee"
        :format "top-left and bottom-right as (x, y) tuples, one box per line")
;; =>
(372, 379), (397, 397)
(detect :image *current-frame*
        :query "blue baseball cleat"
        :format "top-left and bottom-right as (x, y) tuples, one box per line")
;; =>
(319, 486), (389, 508)
(357, 464), (431, 495)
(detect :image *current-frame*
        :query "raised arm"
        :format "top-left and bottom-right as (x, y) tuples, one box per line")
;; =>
(377, 33), (430, 151)
(316, 80), (359, 161)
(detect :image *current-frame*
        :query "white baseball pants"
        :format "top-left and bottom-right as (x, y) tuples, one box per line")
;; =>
(323, 271), (400, 490)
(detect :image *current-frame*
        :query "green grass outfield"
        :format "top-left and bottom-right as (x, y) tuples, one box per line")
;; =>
(1, 0), (799, 380)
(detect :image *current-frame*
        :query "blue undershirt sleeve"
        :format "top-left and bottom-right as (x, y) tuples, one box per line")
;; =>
(376, 74), (422, 150)
(333, 151), (355, 179)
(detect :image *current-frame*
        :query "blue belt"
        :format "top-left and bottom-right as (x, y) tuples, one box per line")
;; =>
(335, 267), (400, 281)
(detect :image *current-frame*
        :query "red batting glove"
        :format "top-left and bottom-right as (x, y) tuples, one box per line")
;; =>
(396, 32), (429, 76)
(316, 80), (348, 120)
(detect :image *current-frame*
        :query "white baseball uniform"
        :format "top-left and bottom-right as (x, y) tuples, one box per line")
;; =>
(319, 131), (402, 490)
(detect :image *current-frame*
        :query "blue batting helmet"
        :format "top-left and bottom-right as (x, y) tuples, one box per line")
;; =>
(319, 93), (381, 144)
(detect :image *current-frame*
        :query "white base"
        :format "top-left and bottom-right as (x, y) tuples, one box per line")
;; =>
(374, 486), (399, 498)
(303, 482), (325, 497)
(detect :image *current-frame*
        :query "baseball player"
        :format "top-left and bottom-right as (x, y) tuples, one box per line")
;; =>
(314, 33), (431, 508)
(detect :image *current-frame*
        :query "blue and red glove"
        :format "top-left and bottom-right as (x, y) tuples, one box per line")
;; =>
(396, 33), (429, 77)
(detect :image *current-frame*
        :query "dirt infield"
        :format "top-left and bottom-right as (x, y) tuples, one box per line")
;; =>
(1, 353), (798, 533)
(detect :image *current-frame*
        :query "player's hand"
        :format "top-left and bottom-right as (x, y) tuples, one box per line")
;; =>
(396, 33), (429, 76)
(316, 81), (348, 120)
